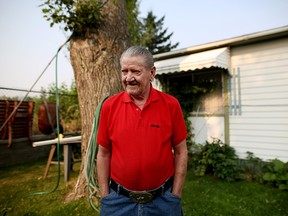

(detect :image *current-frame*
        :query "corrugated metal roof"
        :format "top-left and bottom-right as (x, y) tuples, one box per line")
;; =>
(155, 47), (230, 75)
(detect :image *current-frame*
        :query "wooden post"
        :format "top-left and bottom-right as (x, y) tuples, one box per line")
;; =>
(44, 145), (56, 179)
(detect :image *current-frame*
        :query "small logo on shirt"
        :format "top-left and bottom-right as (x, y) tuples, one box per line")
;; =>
(150, 123), (160, 128)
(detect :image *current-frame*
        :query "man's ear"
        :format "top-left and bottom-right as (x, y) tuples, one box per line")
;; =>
(150, 66), (156, 81)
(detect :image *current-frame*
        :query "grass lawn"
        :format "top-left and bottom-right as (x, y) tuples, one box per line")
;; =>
(183, 174), (288, 216)
(1, 160), (287, 216)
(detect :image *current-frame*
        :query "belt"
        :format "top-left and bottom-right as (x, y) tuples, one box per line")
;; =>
(110, 177), (174, 204)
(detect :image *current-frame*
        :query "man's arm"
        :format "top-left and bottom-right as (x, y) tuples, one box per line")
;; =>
(97, 145), (111, 198)
(172, 139), (188, 197)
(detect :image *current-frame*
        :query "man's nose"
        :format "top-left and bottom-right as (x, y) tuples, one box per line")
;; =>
(125, 72), (135, 81)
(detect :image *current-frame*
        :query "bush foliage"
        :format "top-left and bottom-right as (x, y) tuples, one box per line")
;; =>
(262, 159), (288, 190)
(191, 139), (242, 182)
(190, 140), (288, 190)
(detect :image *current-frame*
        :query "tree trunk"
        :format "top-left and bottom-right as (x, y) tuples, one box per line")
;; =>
(66, 0), (129, 200)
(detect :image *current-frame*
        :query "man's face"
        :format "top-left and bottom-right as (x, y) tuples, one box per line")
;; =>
(121, 56), (155, 99)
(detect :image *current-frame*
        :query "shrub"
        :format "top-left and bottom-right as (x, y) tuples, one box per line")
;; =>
(242, 151), (265, 181)
(192, 139), (242, 182)
(261, 159), (288, 190)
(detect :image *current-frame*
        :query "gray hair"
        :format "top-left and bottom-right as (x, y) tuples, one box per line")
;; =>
(120, 46), (154, 69)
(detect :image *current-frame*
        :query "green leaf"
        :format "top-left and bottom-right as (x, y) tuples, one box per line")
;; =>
(263, 173), (276, 181)
(42, 8), (50, 13)
(272, 159), (284, 172)
(278, 184), (288, 190)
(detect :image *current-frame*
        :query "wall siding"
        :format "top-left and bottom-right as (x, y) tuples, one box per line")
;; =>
(229, 38), (288, 162)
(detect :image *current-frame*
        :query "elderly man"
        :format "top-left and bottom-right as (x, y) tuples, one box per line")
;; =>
(97, 46), (188, 216)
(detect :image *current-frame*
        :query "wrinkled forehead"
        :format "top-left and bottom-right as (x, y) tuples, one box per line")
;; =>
(120, 56), (146, 68)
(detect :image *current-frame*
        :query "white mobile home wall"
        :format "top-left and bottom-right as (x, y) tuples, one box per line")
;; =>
(229, 37), (288, 162)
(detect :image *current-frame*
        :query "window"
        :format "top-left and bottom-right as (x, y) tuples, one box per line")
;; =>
(167, 69), (224, 115)
(192, 71), (223, 114)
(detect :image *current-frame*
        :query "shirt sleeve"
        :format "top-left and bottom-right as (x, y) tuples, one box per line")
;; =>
(97, 101), (112, 150)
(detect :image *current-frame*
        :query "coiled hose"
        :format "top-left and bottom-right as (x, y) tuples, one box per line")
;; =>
(84, 96), (109, 212)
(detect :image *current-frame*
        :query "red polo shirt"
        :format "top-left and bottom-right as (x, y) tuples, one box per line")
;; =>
(97, 87), (187, 191)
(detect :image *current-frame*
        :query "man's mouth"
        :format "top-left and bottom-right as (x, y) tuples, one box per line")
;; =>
(127, 81), (138, 86)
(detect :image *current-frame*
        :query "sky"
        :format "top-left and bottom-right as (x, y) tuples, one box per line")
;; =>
(0, 0), (287, 97)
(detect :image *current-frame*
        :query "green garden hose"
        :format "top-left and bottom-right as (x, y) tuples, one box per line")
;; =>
(84, 96), (109, 212)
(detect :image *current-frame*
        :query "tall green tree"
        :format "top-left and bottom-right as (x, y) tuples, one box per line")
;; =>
(140, 11), (179, 54)
(126, 0), (142, 45)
